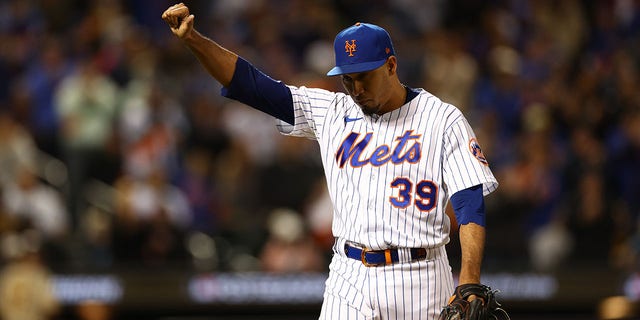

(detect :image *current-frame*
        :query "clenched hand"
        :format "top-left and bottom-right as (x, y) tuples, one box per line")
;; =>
(161, 3), (194, 39)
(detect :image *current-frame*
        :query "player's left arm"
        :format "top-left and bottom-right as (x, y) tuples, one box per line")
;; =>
(450, 185), (485, 285)
(441, 190), (509, 319)
(440, 113), (508, 319)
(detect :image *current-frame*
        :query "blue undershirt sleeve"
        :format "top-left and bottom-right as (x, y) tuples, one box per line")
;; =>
(450, 184), (486, 227)
(220, 57), (295, 125)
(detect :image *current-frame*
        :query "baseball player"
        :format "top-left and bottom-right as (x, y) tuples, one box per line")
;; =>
(163, 3), (503, 319)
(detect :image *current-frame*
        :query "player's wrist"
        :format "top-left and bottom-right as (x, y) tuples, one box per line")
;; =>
(180, 27), (197, 42)
(457, 267), (482, 285)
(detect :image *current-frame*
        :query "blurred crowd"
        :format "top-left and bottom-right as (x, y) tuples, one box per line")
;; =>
(0, 0), (639, 294)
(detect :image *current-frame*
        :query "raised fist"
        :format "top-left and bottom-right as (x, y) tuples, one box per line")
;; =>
(161, 3), (194, 39)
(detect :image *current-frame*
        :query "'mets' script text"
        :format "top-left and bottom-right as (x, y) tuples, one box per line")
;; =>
(335, 130), (422, 168)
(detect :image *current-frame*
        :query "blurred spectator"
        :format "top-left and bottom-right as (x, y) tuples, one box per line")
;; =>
(0, 229), (60, 320)
(530, 121), (617, 271)
(2, 166), (68, 239)
(175, 147), (231, 235)
(0, 110), (38, 187)
(77, 206), (114, 270)
(422, 29), (478, 112)
(526, 1), (587, 70)
(259, 208), (325, 273)
(495, 125), (563, 242)
(181, 92), (231, 153)
(0, 0), (43, 103)
(610, 109), (640, 223)
(54, 57), (120, 228)
(111, 168), (190, 266)
(221, 100), (284, 165)
(22, 36), (72, 157)
(254, 136), (324, 214)
(119, 78), (188, 179)
(138, 206), (189, 267)
(473, 44), (524, 167)
(610, 108), (640, 271)
(1, 164), (69, 269)
(529, 218), (573, 272)
(563, 169), (615, 267)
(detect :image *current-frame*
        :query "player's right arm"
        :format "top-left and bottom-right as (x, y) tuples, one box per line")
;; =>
(161, 3), (295, 125)
(161, 3), (237, 87)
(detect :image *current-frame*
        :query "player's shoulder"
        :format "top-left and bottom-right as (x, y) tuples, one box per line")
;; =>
(287, 85), (340, 100)
(415, 89), (465, 119)
(287, 85), (355, 113)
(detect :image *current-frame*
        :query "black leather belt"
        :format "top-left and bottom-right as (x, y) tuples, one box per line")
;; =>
(344, 243), (428, 267)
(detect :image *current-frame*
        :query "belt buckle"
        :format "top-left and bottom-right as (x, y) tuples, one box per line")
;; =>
(361, 247), (383, 267)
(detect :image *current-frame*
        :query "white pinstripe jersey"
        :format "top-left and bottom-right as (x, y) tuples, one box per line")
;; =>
(277, 86), (498, 251)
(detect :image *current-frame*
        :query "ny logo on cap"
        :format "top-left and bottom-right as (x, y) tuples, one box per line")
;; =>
(345, 40), (356, 57)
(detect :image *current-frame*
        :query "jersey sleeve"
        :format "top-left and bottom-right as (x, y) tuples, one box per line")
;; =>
(275, 85), (339, 140)
(442, 111), (498, 197)
(221, 57), (294, 124)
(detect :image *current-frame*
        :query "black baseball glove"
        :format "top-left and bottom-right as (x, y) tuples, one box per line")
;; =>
(439, 284), (510, 320)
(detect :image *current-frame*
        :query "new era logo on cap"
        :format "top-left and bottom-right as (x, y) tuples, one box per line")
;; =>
(327, 22), (395, 76)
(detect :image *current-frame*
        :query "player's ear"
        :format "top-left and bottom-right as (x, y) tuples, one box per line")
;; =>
(386, 56), (397, 75)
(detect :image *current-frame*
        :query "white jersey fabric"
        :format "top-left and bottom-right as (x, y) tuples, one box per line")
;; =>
(277, 86), (498, 319)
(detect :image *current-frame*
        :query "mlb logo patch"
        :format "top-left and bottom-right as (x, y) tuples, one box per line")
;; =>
(469, 138), (488, 165)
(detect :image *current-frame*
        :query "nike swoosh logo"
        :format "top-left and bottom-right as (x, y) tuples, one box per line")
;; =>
(344, 116), (363, 123)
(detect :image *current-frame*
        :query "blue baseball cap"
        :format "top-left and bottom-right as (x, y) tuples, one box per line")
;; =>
(326, 22), (395, 76)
